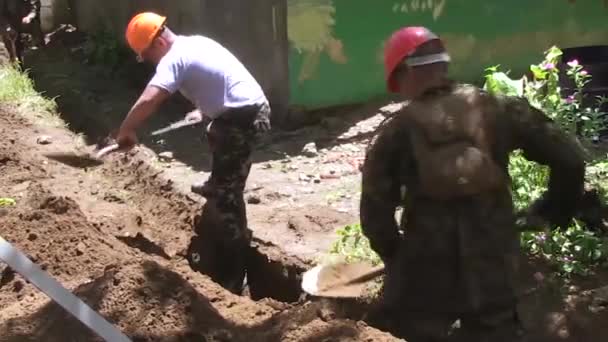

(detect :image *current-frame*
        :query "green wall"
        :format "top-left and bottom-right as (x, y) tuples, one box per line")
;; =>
(287, 0), (608, 109)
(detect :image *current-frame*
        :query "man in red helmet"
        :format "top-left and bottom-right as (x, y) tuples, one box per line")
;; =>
(361, 26), (586, 341)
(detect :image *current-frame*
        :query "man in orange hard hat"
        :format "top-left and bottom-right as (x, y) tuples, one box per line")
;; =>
(361, 26), (586, 341)
(113, 12), (271, 294)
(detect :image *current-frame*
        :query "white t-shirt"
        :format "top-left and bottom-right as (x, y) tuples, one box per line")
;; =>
(148, 35), (267, 119)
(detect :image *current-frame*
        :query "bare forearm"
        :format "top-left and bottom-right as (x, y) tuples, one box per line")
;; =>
(119, 100), (157, 133)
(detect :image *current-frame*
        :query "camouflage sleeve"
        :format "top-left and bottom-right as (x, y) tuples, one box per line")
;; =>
(503, 96), (586, 227)
(360, 119), (405, 261)
(26, 0), (40, 18)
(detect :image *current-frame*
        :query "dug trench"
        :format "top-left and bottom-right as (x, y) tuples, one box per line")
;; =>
(3, 32), (608, 340)
(0, 107), (399, 341)
(3, 106), (608, 342)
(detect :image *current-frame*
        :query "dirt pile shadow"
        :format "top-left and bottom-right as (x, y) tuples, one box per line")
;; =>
(0, 260), (396, 342)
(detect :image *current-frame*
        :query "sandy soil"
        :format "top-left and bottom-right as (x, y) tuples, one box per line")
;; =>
(0, 107), (398, 341)
(0, 29), (606, 341)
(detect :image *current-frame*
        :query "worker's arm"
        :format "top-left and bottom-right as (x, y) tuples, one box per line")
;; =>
(117, 53), (187, 147)
(504, 96), (586, 228)
(22, 0), (40, 23)
(30, 0), (40, 16)
(116, 85), (170, 147)
(360, 119), (406, 264)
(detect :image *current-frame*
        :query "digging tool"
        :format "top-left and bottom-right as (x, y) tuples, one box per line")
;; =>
(151, 117), (203, 136)
(43, 144), (120, 168)
(302, 218), (549, 298)
(0, 236), (131, 342)
(45, 115), (203, 168)
(302, 261), (385, 298)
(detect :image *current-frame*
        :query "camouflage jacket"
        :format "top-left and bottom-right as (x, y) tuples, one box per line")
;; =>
(360, 82), (586, 313)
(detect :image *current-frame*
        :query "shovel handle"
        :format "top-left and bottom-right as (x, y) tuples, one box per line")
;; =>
(95, 143), (120, 159)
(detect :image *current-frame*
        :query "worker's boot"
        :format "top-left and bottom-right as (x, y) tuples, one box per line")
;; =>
(2, 25), (19, 65)
(191, 179), (217, 198)
(214, 228), (252, 295)
(30, 19), (45, 48)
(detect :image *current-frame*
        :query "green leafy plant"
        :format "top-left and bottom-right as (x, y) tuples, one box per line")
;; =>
(475, 46), (608, 276)
(586, 158), (608, 201)
(330, 46), (608, 277)
(0, 198), (16, 206)
(329, 223), (381, 265)
(82, 28), (133, 71)
(484, 46), (607, 142)
(521, 220), (608, 275)
(0, 64), (62, 127)
(482, 65), (524, 97)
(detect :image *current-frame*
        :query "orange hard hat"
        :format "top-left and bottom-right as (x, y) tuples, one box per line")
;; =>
(125, 12), (167, 55)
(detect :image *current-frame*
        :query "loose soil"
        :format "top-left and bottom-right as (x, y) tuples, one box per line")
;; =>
(0, 30), (607, 341)
(0, 107), (397, 341)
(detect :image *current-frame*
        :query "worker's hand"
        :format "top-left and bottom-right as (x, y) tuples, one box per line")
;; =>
(253, 110), (271, 133)
(21, 15), (33, 25)
(185, 109), (203, 123)
(114, 129), (138, 151)
(522, 196), (573, 230)
(515, 210), (550, 232)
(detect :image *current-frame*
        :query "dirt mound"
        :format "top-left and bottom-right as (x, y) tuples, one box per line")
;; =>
(0, 107), (400, 341)
(0, 260), (395, 341)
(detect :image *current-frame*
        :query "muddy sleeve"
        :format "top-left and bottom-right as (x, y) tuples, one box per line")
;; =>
(360, 121), (405, 261)
(504, 96), (586, 227)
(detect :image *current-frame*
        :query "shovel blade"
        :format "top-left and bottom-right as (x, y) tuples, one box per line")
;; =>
(43, 152), (104, 168)
(301, 261), (384, 298)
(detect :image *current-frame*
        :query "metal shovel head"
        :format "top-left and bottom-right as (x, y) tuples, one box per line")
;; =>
(301, 261), (385, 298)
(43, 144), (119, 168)
(43, 151), (104, 168)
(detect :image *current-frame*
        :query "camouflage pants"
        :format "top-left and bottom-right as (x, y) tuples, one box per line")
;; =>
(373, 306), (526, 342)
(199, 103), (267, 293)
(374, 197), (526, 342)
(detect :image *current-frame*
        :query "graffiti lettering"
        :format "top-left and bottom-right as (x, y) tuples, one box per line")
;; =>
(392, 0), (447, 21)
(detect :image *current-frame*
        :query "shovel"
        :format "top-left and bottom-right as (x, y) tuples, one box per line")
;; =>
(151, 117), (203, 136)
(301, 261), (385, 298)
(301, 219), (549, 298)
(43, 144), (119, 168)
(44, 116), (201, 169)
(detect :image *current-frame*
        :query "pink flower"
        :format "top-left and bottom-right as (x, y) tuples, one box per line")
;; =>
(542, 62), (555, 70)
(566, 95), (575, 104)
(580, 70), (588, 76)
(567, 59), (579, 67)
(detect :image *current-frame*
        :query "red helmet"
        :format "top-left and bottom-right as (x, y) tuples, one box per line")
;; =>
(384, 26), (445, 93)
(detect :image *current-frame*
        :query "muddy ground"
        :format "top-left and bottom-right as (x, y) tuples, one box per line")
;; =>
(0, 30), (607, 341)
(0, 107), (399, 341)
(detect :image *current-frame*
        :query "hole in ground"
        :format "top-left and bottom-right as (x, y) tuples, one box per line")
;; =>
(187, 200), (306, 303)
